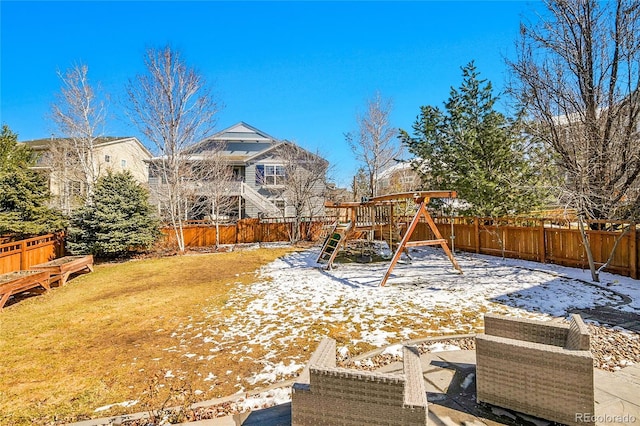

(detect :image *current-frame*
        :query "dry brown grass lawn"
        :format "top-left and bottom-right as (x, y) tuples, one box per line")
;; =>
(0, 248), (295, 425)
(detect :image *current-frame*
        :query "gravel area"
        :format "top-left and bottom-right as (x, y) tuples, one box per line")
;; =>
(589, 324), (640, 371)
(341, 324), (640, 373)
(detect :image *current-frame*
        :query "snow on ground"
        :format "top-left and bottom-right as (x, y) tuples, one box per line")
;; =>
(167, 246), (639, 392)
(94, 400), (139, 413)
(236, 387), (291, 411)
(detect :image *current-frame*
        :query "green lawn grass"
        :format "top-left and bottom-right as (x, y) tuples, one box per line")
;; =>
(0, 248), (294, 425)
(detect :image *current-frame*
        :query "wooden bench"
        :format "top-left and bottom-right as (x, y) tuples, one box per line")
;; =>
(0, 270), (51, 310)
(30, 255), (94, 287)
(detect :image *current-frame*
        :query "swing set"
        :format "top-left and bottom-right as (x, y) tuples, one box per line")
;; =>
(319, 191), (462, 286)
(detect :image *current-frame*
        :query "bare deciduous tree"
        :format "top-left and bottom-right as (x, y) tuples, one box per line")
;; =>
(50, 63), (106, 209)
(346, 92), (402, 198)
(278, 143), (328, 242)
(126, 45), (221, 253)
(193, 144), (238, 248)
(509, 0), (640, 281)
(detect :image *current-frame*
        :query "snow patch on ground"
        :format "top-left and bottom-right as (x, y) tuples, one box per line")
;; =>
(94, 400), (139, 413)
(162, 246), (639, 393)
(381, 344), (404, 357)
(236, 387), (291, 412)
(427, 342), (461, 353)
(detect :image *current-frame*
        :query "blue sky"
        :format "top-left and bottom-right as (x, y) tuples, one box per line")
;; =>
(1, 1), (541, 186)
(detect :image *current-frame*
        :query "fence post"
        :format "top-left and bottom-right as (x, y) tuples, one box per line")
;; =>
(539, 219), (546, 264)
(20, 239), (28, 270)
(631, 223), (637, 279)
(474, 217), (480, 253)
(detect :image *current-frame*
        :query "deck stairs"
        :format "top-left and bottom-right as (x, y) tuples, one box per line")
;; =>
(317, 221), (353, 269)
(240, 182), (281, 216)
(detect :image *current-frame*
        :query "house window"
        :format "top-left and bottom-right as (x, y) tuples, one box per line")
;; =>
(105, 155), (110, 162)
(256, 164), (285, 185)
(121, 159), (127, 168)
(67, 181), (84, 197)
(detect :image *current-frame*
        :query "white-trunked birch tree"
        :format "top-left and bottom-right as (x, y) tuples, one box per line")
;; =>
(126, 45), (222, 253)
(193, 144), (237, 248)
(345, 92), (402, 198)
(50, 63), (106, 210)
(509, 0), (640, 281)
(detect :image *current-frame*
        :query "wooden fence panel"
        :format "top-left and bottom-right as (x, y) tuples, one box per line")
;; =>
(545, 228), (587, 269)
(301, 221), (325, 241)
(181, 225), (237, 247)
(0, 234), (62, 274)
(261, 223), (291, 242)
(588, 230), (631, 277)
(0, 241), (23, 274)
(237, 219), (261, 244)
(448, 223), (477, 252)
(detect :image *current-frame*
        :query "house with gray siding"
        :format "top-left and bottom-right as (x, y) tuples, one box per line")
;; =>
(148, 122), (328, 220)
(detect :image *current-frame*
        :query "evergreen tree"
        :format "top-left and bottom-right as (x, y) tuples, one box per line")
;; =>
(0, 125), (66, 237)
(351, 167), (371, 201)
(401, 62), (550, 217)
(67, 171), (161, 257)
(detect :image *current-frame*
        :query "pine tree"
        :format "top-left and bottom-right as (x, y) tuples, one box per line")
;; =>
(401, 62), (550, 217)
(0, 125), (66, 237)
(67, 171), (161, 257)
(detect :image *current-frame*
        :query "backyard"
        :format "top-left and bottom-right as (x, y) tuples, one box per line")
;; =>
(1, 244), (640, 425)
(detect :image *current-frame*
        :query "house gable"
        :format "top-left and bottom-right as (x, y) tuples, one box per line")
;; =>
(186, 122), (282, 163)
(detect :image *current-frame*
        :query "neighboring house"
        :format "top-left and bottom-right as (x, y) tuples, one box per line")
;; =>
(325, 183), (353, 203)
(22, 136), (152, 213)
(376, 161), (421, 195)
(148, 122), (329, 220)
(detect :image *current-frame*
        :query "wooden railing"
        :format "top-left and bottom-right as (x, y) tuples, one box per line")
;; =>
(0, 234), (65, 274)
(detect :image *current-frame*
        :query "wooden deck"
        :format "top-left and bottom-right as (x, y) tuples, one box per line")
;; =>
(30, 255), (94, 287)
(0, 270), (51, 310)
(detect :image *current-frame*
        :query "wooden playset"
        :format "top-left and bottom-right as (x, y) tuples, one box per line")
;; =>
(320, 191), (462, 286)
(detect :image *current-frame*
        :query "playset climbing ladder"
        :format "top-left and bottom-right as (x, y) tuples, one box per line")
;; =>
(317, 221), (353, 268)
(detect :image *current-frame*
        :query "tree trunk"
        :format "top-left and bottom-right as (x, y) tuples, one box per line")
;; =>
(578, 216), (599, 282)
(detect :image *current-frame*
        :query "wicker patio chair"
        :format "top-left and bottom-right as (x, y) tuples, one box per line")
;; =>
(476, 313), (595, 426)
(291, 337), (428, 425)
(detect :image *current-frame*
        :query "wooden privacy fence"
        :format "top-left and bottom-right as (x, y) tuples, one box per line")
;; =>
(161, 219), (326, 248)
(159, 216), (640, 280)
(416, 217), (639, 279)
(0, 234), (65, 275)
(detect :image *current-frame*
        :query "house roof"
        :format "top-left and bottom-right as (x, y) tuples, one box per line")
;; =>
(190, 122), (279, 146)
(21, 136), (153, 158)
(377, 161), (415, 180)
(184, 122), (282, 163)
(149, 122), (328, 168)
(212, 122), (279, 142)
